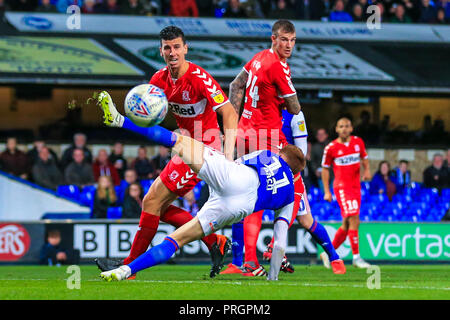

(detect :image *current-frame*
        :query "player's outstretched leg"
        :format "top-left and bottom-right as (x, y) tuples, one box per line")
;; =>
(97, 91), (231, 277)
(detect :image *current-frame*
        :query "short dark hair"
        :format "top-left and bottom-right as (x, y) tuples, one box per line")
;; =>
(272, 20), (295, 36)
(280, 144), (305, 175)
(335, 115), (353, 127)
(160, 26), (186, 45)
(399, 159), (409, 165)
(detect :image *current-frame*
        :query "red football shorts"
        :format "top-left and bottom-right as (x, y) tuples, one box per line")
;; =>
(334, 187), (361, 218)
(159, 154), (201, 197)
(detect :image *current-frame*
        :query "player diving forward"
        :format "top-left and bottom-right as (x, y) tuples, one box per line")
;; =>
(97, 92), (306, 281)
(96, 26), (238, 278)
(221, 20), (345, 276)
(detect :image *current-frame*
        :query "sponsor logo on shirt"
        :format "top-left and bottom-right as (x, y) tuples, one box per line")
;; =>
(169, 99), (207, 117)
(334, 152), (360, 166)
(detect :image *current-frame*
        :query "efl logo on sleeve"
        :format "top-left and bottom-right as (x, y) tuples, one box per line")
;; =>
(211, 90), (225, 104)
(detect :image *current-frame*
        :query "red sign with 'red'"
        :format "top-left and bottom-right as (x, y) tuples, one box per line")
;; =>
(0, 223), (31, 261)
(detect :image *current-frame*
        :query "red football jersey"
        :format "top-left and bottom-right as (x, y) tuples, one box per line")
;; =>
(150, 62), (229, 150)
(321, 136), (368, 189)
(237, 49), (297, 151)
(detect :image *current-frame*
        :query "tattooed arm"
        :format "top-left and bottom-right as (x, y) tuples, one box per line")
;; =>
(283, 94), (301, 115)
(229, 70), (248, 116)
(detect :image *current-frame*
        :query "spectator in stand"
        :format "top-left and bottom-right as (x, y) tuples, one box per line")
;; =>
(178, 190), (199, 217)
(122, 182), (143, 219)
(121, 0), (146, 15)
(9, 0), (37, 11)
(375, 1), (386, 22)
(390, 3), (412, 23)
(419, 0), (437, 23)
(64, 148), (95, 188)
(423, 153), (449, 192)
(268, 0), (296, 19)
(109, 142), (127, 179)
(40, 230), (70, 266)
(401, 0), (420, 21)
(81, 0), (102, 13)
(92, 175), (118, 219)
(123, 168), (139, 186)
(223, 0), (248, 18)
(0, 137), (30, 180)
(37, 0), (58, 12)
(60, 133), (92, 170)
(240, 0), (265, 18)
(57, 0), (84, 13)
(0, 0), (10, 17)
(130, 146), (156, 180)
(444, 149), (450, 168)
(391, 159), (411, 193)
(169, 0), (198, 16)
(351, 3), (365, 21)
(439, 0), (450, 20)
(196, 0), (214, 16)
(151, 146), (171, 177)
(96, 0), (121, 13)
(370, 161), (397, 201)
(436, 7), (449, 22)
(26, 138), (58, 168)
(311, 128), (332, 193)
(93, 149), (121, 186)
(32, 147), (63, 191)
(329, 0), (353, 22)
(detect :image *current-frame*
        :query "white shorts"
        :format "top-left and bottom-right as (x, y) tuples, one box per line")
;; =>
(196, 147), (259, 236)
(273, 202), (295, 225)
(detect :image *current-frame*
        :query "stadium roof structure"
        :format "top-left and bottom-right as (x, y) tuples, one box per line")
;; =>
(1, 13), (450, 95)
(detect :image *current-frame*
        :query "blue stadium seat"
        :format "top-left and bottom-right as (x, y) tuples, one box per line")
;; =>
(361, 181), (370, 192)
(107, 206), (123, 219)
(80, 186), (96, 207)
(414, 188), (439, 204)
(57, 185), (81, 202)
(114, 185), (124, 205)
(369, 194), (389, 206)
(193, 181), (205, 201)
(141, 179), (155, 194)
(309, 187), (323, 202)
(441, 188), (450, 201)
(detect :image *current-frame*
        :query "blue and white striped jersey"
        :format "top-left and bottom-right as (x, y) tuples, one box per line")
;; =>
(238, 150), (295, 212)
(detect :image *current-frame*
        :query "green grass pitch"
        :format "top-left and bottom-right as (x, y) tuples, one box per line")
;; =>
(0, 264), (449, 300)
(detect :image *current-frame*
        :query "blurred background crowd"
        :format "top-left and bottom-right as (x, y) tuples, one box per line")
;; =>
(0, 0), (449, 24)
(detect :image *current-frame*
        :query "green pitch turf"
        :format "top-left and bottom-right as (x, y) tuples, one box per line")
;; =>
(0, 264), (449, 300)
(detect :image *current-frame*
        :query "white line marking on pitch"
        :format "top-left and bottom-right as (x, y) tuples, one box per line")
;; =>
(3, 279), (449, 291)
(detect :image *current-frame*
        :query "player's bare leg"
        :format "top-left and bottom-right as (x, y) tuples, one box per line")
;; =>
(96, 90), (230, 278)
(348, 215), (371, 268)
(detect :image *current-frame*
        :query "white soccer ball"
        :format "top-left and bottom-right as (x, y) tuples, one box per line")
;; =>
(124, 84), (168, 127)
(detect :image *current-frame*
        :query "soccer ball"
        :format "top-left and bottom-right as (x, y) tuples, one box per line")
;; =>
(124, 84), (168, 127)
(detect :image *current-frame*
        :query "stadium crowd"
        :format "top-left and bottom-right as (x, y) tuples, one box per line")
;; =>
(0, 129), (449, 221)
(0, 0), (449, 24)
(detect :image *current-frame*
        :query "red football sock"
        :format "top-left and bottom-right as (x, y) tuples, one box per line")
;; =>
(347, 229), (359, 255)
(332, 226), (348, 249)
(160, 205), (217, 250)
(123, 211), (159, 265)
(243, 210), (263, 266)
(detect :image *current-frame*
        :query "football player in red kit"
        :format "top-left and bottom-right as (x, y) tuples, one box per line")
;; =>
(96, 26), (238, 278)
(321, 117), (372, 268)
(222, 20), (345, 276)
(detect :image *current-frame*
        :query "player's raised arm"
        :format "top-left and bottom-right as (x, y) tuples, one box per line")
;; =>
(229, 69), (248, 116)
(216, 102), (238, 161)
